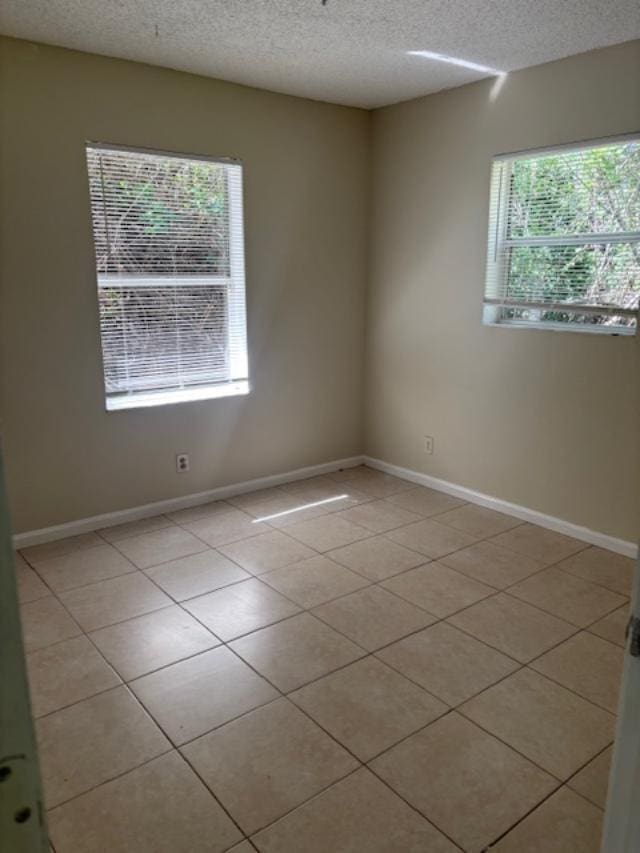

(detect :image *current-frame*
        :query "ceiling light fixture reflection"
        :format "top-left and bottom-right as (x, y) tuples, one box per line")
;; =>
(408, 50), (504, 76)
(252, 494), (349, 523)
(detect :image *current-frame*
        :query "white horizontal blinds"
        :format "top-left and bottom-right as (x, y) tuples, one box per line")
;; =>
(227, 165), (248, 381)
(85, 145), (248, 401)
(484, 137), (640, 331)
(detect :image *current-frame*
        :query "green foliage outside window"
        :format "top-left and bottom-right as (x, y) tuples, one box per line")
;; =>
(502, 142), (639, 328)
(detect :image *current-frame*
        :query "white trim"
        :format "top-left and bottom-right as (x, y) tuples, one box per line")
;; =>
(87, 140), (242, 167)
(602, 555), (640, 852)
(13, 452), (637, 559)
(97, 275), (231, 289)
(106, 380), (249, 411)
(364, 455), (638, 558)
(492, 131), (640, 162)
(12, 456), (365, 548)
(503, 231), (640, 248)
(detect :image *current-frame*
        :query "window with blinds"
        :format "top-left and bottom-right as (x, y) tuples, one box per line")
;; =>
(85, 144), (249, 410)
(483, 136), (640, 334)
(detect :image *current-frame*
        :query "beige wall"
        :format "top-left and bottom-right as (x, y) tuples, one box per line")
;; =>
(2, 37), (639, 542)
(366, 41), (640, 542)
(0, 37), (370, 532)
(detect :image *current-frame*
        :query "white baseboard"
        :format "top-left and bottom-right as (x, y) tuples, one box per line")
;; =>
(14, 452), (638, 559)
(364, 455), (638, 559)
(12, 455), (365, 549)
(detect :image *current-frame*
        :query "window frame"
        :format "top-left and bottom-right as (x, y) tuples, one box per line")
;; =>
(483, 132), (640, 336)
(86, 142), (250, 411)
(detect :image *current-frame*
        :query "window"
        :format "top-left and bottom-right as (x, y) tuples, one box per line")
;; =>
(483, 135), (640, 334)
(86, 144), (249, 410)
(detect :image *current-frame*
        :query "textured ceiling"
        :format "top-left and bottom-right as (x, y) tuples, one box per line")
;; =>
(1, 1), (639, 108)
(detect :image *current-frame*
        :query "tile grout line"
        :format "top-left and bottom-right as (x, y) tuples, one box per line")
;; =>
(482, 747), (612, 850)
(45, 739), (176, 812)
(27, 522), (624, 732)
(25, 530), (626, 725)
(20, 467), (629, 849)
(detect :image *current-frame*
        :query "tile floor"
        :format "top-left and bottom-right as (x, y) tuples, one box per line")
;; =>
(16, 465), (634, 852)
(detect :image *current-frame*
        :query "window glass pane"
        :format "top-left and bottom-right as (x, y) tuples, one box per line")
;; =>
(87, 150), (231, 276)
(504, 243), (640, 311)
(507, 142), (640, 239)
(484, 137), (640, 334)
(100, 284), (229, 394)
(86, 145), (248, 406)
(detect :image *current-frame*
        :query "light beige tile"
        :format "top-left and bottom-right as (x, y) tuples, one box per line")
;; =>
(312, 586), (435, 651)
(230, 613), (364, 692)
(36, 686), (169, 808)
(183, 509), (269, 547)
(492, 787), (603, 852)
(310, 487), (373, 512)
(280, 479), (371, 509)
(301, 493), (380, 515)
(377, 622), (518, 706)
(448, 593), (576, 663)
(241, 493), (314, 523)
(290, 657), (446, 760)
(589, 604), (630, 647)
(261, 555), (369, 609)
(439, 539), (544, 589)
(98, 514), (175, 543)
(240, 488), (312, 519)
(555, 546), (635, 596)
(370, 713), (555, 853)
(381, 562), (493, 618)
(89, 605), (219, 680)
(130, 646), (278, 745)
(283, 514), (371, 552)
(167, 500), (236, 525)
(491, 522), (587, 564)
(226, 486), (290, 511)
(568, 746), (612, 809)
(20, 532), (103, 565)
(15, 558), (49, 603)
(144, 549), (250, 601)
(335, 500), (422, 533)
(460, 668), (615, 779)
(252, 767), (457, 853)
(218, 530), (315, 575)
(115, 526), (209, 569)
(530, 632), (624, 713)
(387, 486), (466, 517)
(48, 750), (241, 853)
(508, 567), (627, 627)
(434, 503), (522, 538)
(328, 535), (425, 582)
(228, 844), (255, 853)
(386, 518), (477, 559)
(59, 572), (172, 631)
(34, 544), (136, 592)
(343, 470), (416, 498)
(20, 596), (82, 652)
(279, 474), (341, 494)
(27, 635), (121, 717)
(182, 698), (357, 834)
(183, 578), (301, 641)
(328, 464), (368, 482)
(13, 550), (29, 569)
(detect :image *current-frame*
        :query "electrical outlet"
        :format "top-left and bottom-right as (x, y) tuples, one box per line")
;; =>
(424, 435), (434, 455)
(176, 453), (190, 473)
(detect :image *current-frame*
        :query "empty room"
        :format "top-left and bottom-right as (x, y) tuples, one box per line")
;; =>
(1, 2), (639, 851)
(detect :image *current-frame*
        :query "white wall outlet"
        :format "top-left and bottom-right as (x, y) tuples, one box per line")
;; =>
(424, 435), (434, 455)
(176, 453), (190, 473)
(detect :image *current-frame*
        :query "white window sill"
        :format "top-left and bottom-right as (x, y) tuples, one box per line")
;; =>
(483, 320), (636, 336)
(106, 381), (249, 411)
